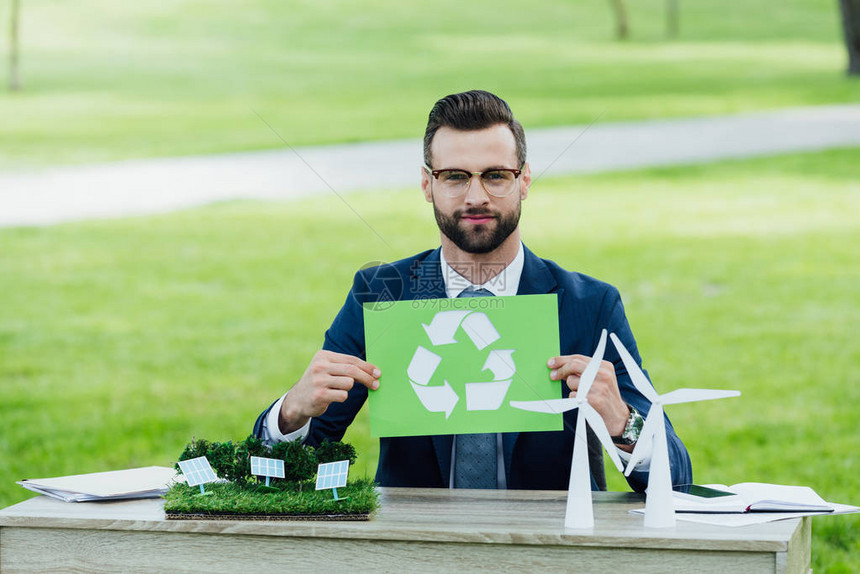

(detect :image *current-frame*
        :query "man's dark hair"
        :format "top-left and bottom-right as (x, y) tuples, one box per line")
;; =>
(423, 90), (526, 168)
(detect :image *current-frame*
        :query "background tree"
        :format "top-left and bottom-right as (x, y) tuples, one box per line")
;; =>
(8, 0), (21, 90)
(840, 0), (860, 75)
(609, 0), (629, 39)
(666, 0), (679, 38)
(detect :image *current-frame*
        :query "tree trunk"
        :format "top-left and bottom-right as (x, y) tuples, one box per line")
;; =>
(666, 0), (679, 39)
(840, 0), (860, 75)
(609, 0), (629, 40)
(9, 0), (21, 91)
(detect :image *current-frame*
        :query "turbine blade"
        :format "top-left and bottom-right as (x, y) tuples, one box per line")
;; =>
(509, 398), (580, 414)
(582, 403), (624, 472)
(609, 332), (658, 403)
(624, 407), (662, 476)
(661, 388), (741, 405)
(578, 329), (607, 399)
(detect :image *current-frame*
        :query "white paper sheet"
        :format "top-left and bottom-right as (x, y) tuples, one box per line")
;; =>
(18, 466), (181, 502)
(630, 503), (860, 527)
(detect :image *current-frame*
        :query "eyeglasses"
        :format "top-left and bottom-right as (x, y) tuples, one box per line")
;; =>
(424, 164), (523, 198)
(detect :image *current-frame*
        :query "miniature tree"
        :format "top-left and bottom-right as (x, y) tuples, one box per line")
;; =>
(315, 439), (357, 466)
(235, 435), (270, 483)
(206, 441), (242, 482)
(272, 439), (316, 490)
(176, 438), (212, 471)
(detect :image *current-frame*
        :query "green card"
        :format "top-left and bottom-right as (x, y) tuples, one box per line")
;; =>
(364, 294), (562, 437)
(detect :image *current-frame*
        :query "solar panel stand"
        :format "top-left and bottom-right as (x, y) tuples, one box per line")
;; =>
(264, 476), (270, 487)
(332, 488), (339, 501)
(198, 484), (208, 495)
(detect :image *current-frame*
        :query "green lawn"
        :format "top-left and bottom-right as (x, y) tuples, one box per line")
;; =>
(1, 0), (858, 169)
(1, 147), (858, 570)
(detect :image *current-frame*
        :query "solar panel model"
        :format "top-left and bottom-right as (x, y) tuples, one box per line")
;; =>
(250, 456), (285, 487)
(177, 456), (217, 495)
(315, 460), (350, 501)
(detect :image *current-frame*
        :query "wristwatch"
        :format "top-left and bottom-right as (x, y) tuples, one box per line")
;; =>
(611, 405), (644, 445)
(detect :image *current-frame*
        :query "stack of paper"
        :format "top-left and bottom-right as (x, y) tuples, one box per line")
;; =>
(18, 466), (180, 502)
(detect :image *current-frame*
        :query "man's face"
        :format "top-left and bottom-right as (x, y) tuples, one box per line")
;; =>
(421, 125), (530, 254)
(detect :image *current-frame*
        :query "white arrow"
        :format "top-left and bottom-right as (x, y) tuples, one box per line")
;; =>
(407, 346), (442, 386)
(411, 380), (459, 418)
(461, 312), (500, 350)
(482, 349), (516, 380)
(466, 379), (511, 411)
(422, 311), (470, 346)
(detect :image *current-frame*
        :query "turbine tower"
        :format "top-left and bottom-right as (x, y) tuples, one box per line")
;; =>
(609, 332), (740, 528)
(511, 329), (624, 529)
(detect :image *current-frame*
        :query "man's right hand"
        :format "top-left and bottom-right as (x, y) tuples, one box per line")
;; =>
(278, 350), (381, 434)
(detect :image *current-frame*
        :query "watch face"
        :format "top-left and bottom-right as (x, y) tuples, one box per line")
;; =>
(627, 408), (644, 440)
(610, 405), (645, 445)
(615, 407), (644, 444)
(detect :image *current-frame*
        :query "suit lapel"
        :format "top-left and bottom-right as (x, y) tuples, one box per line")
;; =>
(406, 248), (447, 300)
(517, 244), (566, 332)
(517, 245), (559, 295)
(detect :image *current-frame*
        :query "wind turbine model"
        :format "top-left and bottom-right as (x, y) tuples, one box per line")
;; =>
(609, 332), (740, 528)
(510, 329), (624, 529)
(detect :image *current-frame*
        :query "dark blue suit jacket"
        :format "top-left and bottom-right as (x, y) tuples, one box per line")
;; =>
(254, 245), (692, 492)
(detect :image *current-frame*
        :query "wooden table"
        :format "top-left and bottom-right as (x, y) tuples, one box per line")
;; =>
(0, 489), (810, 573)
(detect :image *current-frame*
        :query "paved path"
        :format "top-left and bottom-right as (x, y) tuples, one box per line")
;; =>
(1, 104), (859, 227)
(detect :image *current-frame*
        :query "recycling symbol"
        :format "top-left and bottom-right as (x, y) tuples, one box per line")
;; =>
(406, 310), (516, 418)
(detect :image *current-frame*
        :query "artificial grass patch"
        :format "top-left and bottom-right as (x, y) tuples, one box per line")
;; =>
(163, 478), (379, 520)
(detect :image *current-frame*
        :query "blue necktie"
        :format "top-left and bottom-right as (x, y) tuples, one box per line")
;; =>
(454, 286), (498, 489)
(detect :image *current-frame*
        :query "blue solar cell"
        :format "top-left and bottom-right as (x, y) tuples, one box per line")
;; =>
(315, 460), (349, 490)
(178, 456), (217, 487)
(250, 456), (285, 479)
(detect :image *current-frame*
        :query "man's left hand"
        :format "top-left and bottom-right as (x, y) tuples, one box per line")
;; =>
(548, 354), (631, 442)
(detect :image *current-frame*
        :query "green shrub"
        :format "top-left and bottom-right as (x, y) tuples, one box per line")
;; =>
(175, 438), (211, 473)
(206, 441), (242, 482)
(271, 439), (317, 486)
(235, 435), (270, 482)
(315, 439), (357, 466)
(176, 436), (355, 488)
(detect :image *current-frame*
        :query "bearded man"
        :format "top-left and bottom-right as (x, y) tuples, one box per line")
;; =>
(253, 90), (691, 492)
